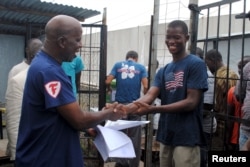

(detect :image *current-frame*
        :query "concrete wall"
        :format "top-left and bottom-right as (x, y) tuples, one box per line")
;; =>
(107, 25), (151, 72)
(105, 14), (250, 73)
(197, 14), (250, 73)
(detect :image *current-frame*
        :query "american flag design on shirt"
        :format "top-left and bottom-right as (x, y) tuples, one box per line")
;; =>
(165, 71), (184, 91)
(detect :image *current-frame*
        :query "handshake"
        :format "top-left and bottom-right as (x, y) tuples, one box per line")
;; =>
(86, 101), (154, 137)
(102, 101), (153, 121)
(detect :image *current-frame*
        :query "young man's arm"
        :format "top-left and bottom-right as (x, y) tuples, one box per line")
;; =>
(141, 77), (148, 95)
(133, 88), (202, 115)
(116, 86), (160, 115)
(105, 75), (115, 92)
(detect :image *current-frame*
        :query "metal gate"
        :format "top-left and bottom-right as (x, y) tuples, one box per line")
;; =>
(78, 24), (107, 166)
(190, 0), (250, 151)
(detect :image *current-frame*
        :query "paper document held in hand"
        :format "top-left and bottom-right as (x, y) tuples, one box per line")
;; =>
(93, 120), (150, 161)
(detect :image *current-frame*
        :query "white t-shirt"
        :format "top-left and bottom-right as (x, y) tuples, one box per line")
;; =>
(203, 70), (217, 133)
(204, 70), (214, 104)
(7, 60), (29, 81)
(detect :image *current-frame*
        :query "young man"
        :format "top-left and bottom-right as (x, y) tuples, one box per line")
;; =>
(116, 20), (208, 167)
(205, 49), (238, 151)
(15, 15), (124, 167)
(105, 50), (148, 167)
(227, 56), (250, 151)
(195, 47), (216, 167)
(235, 58), (250, 150)
(62, 55), (84, 97)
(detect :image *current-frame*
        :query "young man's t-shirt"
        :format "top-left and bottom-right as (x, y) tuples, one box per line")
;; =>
(109, 59), (147, 103)
(153, 54), (208, 146)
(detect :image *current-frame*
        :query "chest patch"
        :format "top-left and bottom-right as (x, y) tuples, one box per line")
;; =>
(45, 81), (61, 98)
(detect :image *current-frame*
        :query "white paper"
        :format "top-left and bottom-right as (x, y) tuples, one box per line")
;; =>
(93, 120), (150, 161)
(94, 125), (135, 161)
(104, 120), (150, 131)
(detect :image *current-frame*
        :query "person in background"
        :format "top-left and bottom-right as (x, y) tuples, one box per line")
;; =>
(235, 58), (250, 150)
(195, 47), (216, 167)
(62, 55), (84, 97)
(114, 20), (208, 167)
(242, 137), (250, 151)
(205, 49), (238, 151)
(227, 55), (250, 151)
(195, 47), (204, 60)
(105, 50), (148, 167)
(6, 38), (43, 82)
(5, 38), (43, 161)
(15, 15), (124, 167)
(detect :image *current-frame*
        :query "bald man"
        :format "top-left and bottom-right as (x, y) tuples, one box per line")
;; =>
(15, 15), (123, 167)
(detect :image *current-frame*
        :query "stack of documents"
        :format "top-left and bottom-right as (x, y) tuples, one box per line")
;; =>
(93, 120), (150, 161)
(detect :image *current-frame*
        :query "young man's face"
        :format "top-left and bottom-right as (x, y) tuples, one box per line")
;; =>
(238, 58), (250, 75)
(165, 26), (189, 56)
(205, 58), (216, 74)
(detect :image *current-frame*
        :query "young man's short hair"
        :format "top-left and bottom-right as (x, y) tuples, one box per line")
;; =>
(168, 20), (188, 35)
(205, 49), (223, 62)
(126, 50), (138, 60)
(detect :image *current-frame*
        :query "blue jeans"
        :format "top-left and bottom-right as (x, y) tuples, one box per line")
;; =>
(239, 128), (249, 150)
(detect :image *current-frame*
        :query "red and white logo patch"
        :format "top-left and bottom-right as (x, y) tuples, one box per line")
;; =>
(45, 81), (61, 98)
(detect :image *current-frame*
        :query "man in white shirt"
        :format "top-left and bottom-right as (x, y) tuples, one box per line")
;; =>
(5, 38), (42, 161)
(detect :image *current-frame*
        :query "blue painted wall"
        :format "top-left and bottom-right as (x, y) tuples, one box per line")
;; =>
(0, 35), (25, 104)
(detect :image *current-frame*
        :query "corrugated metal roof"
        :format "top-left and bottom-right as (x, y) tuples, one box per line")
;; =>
(0, 0), (101, 36)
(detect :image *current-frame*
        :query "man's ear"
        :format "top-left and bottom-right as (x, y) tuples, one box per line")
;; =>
(186, 34), (190, 41)
(57, 36), (66, 48)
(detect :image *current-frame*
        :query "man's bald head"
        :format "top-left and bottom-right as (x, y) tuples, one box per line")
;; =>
(42, 15), (83, 63)
(45, 15), (81, 40)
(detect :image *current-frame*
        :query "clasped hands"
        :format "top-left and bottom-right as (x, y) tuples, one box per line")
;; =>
(86, 101), (151, 137)
(103, 101), (151, 121)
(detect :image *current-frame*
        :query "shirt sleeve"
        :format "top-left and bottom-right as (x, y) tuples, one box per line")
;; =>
(153, 67), (164, 88)
(40, 66), (76, 109)
(140, 65), (148, 78)
(187, 60), (208, 92)
(110, 62), (119, 77)
(75, 56), (84, 73)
